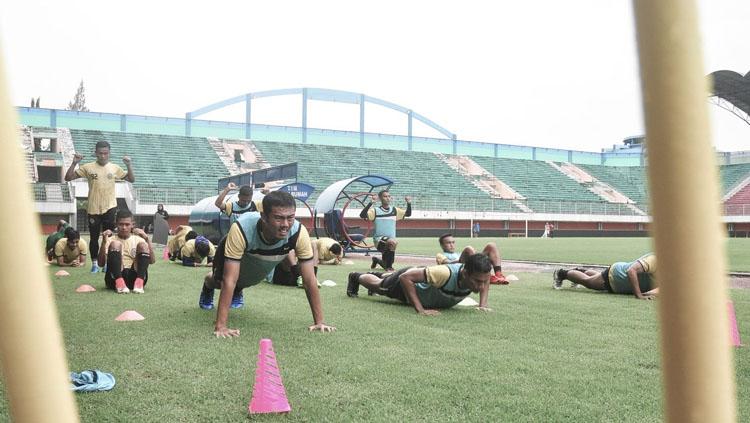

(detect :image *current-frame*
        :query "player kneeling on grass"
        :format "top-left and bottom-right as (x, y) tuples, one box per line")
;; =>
(346, 253), (493, 316)
(45, 219), (71, 261)
(52, 228), (88, 267)
(436, 233), (508, 284)
(180, 236), (215, 267)
(552, 252), (658, 300)
(98, 210), (155, 294)
(167, 225), (197, 261)
(198, 191), (335, 338)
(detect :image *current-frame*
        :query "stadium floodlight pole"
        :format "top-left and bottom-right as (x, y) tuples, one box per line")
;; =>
(0, 49), (79, 422)
(633, 1), (736, 422)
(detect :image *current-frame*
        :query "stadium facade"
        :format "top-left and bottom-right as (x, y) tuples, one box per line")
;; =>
(17, 90), (750, 238)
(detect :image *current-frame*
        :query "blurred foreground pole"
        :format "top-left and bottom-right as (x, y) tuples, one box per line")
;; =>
(633, 1), (735, 422)
(0, 48), (79, 421)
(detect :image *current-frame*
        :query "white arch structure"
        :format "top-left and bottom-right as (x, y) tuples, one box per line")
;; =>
(185, 87), (456, 147)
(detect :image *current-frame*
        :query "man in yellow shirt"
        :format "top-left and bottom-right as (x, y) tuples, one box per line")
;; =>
(200, 191), (335, 338)
(214, 183), (262, 224)
(552, 253), (658, 299)
(346, 253), (493, 315)
(313, 237), (343, 265)
(52, 228), (87, 267)
(98, 210), (154, 294)
(435, 234), (508, 284)
(180, 236), (216, 267)
(167, 225), (197, 261)
(65, 140), (135, 273)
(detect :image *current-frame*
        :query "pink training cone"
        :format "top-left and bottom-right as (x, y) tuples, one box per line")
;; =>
(75, 284), (96, 293)
(248, 339), (291, 414)
(55, 270), (70, 276)
(728, 301), (743, 347)
(162, 248), (170, 260)
(115, 310), (145, 322)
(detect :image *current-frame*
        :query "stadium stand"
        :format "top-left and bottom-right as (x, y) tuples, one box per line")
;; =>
(577, 164), (650, 206)
(250, 140), (512, 211)
(720, 163), (750, 196)
(68, 129), (229, 204)
(21, 125), (750, 222)
(464, 155), (636, 213)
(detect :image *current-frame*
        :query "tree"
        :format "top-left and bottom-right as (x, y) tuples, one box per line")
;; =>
(67, 80), (89, 112)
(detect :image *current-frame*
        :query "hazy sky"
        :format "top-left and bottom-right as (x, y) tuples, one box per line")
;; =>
(2, 1), (749, 152)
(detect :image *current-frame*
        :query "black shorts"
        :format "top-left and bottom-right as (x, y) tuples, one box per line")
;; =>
(208, 237), (271, 290)
(105, 268), (148, 290)
(89, 207), (117, 232)
(272, 264), (297, 286)
(601, 267), (614, 293)
(376, 236), (391, 253)
(378, 267), (418, 303)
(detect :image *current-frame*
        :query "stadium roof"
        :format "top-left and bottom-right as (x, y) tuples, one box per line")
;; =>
(709, 70), (750, 116)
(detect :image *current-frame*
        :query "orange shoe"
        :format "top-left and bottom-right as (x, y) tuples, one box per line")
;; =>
(490, 272), (509, 285)
(132, 278), (145, 294)
(115, 277), (130, 294)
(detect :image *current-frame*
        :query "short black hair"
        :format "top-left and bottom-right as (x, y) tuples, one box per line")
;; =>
(195, 241), (210, 258)
(262, 191), (295, 214)
(64, 227), (79, 241)
(185, 231), (198, 241)
(464, 253), (492, 275)
(329, 242), (342, 255)
(239, 185), (253, 197)
(116, 209), (133, 221)
(94, 140), (111, 151)
(438, 233), (453, 246)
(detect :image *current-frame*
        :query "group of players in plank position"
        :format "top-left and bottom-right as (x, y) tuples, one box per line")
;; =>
(47, 140), (658, 338)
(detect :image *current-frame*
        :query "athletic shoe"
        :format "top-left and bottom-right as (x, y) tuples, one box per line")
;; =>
(490, 271), (509, 285)
(132, 278), (145, 294)
(198, 287), (214, 310)
(552, 268), (564, 290)
(90, 264), (100, 274)
(230, 291), (244, 309)
(114, 277), (129, 294)
(386, 268), (395, 272)
(370, 257), (378, 270)
(295, 277), (322, 289)
(571, 282), (581, 289)
(346, 272), (360, 297)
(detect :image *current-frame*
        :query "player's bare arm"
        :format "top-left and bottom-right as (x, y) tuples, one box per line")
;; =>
(213, 260), (241, 338)
(398, 269), (440, 316)
(299, 259), (336, 332)
(122, 156), (135, 182)
(64, 153), (83, 181)
(214, 182), (237, 209)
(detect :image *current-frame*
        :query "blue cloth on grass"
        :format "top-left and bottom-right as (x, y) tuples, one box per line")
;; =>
(70, 370), (116, 392)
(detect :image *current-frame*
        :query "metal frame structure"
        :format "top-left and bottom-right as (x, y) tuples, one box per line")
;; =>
(185, 88), (457, 147)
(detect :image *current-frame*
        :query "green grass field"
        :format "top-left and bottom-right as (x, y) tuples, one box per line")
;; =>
(395, 236), (750, 272)
(1, 237), (748, 421)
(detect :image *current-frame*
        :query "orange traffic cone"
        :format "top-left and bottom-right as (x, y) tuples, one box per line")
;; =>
(728, 301), (743, 347)
(248, 339), (291, 414)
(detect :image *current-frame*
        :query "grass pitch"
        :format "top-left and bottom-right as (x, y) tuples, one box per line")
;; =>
(0, 237), (747, 421)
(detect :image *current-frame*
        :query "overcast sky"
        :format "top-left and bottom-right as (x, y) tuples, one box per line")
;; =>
(1, 0), (749, 152)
